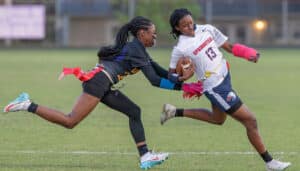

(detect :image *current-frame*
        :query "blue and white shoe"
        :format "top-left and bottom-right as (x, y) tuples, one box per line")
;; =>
(3, 93), (31, 112)
(140, 151), (169, 170)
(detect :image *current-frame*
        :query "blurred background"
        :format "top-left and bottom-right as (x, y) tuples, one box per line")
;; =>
(0, 1), (299, 171)
(1, 0), (300, 48)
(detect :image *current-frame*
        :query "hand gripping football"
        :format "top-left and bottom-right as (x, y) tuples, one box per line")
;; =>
(175, 56), (193, 76)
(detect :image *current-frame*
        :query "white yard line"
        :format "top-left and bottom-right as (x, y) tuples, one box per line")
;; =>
(0, 150), (297, 156)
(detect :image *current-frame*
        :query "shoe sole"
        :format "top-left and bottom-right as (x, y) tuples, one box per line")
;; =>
(266, 163), (291, 171)
(3, 103), (17, 112)
(140, 157), (168, 170)
(3, 100), (29, 113)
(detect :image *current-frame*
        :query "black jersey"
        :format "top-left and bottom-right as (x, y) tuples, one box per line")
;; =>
(100, 38), (173, 88)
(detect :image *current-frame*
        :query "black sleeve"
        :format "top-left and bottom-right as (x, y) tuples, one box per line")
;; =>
(140, 64), (162, 87)
(128, 46), (149, 68)
(150, 60), (168, 78)
(140, 64), (182, 90)
(151, 60), (181, 84)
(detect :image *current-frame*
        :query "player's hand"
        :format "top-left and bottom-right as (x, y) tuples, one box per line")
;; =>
(180, 63), (195, 81)
(248, 53), (260, 63)
(232, 43), (260, 63)
(182, 81), (203, 99)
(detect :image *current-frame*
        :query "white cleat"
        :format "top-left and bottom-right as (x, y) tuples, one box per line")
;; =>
(3, 93), (32, 112)
(266, 159), (291, 171)
(160, 103), (176, 125)
(140, 151), (169, 170)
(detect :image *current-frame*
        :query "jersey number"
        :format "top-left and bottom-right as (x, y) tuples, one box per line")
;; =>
(205, 47), (216, 61)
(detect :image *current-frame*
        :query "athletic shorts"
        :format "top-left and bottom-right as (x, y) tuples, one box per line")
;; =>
(82, 72), (112, 99)
(204, 73), (243, 114)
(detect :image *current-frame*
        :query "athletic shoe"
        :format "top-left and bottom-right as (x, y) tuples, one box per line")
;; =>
(3, 92), (31, 112)
(160, 103), (176, 125)
(140, 151), (169, 170)
(266, 159), (291, 171)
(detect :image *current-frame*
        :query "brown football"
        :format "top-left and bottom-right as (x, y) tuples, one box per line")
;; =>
(175, 56), (193, 76)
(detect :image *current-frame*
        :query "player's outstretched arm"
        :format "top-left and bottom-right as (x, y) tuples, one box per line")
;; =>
(221, 41), (260, 63)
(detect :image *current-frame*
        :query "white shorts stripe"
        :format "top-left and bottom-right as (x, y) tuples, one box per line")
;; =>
(208, 89), (230, 110)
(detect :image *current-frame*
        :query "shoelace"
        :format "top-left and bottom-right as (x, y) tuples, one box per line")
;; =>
(13, 93), (29, 103)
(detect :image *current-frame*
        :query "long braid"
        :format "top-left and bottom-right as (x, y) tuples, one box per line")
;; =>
(169, 8), (192, 39)
(98, 16), (152, 61)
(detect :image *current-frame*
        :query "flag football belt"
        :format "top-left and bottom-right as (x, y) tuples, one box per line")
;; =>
(59, 66), (114, 84)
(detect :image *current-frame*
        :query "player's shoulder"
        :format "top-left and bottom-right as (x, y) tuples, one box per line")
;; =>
(197, 24), (215, 32)
(171, 44), (183, 55)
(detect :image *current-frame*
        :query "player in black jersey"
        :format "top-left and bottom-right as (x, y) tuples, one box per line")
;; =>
(4, 16), (198, 170)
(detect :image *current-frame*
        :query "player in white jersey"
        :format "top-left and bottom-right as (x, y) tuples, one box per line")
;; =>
(170, 23), (229, 91)
(161, 8), (291, 171)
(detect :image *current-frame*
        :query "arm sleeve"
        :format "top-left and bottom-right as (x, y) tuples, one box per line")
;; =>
(150, 60), (168, 78)
(128, 45), (150, 68)
(140, 64), (182, 90)
(205, 24), (228, 47)
(151, 60), (181, 84)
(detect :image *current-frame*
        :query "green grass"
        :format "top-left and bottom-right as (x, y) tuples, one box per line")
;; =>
(0, 48), (299, 171)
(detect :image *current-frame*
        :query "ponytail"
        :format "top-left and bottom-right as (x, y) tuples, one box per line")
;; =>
(97, 24), (131, 60)
(98, 16), (153, 61)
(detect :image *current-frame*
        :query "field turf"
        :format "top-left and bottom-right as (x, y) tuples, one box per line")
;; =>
(0, 48), (299, 171)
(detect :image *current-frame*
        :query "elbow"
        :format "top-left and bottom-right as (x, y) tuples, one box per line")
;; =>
(64, 121), (78, 129)
(222, 42), (233, 53)
(148, 77), (161, 87)
(151, 81), (160, 87)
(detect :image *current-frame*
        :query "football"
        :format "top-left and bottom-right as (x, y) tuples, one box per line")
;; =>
(175, 56), (193, 76)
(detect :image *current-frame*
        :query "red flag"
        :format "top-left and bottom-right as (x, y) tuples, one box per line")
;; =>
(58, 66), (104, 82)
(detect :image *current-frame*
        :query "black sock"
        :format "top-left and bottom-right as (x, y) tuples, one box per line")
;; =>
(260, 150), (273, 163)
(175, 109), (184, 117)
(138, 144), (149, 156)
(28, 102), (38, 113)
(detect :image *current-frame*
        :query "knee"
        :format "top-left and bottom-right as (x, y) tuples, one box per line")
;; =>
(64, 121), (78, 129)
(215, 120), (225, 125)
(212, 114), (226, 125)
(211, 109), (227, 125)
(128, 106), (141, 121)
(245, 117), (258, 130)
(64, 115), (79, 129)
(215, 117), (226, 125)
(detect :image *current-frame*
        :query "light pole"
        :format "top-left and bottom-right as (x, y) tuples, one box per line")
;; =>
(4, 0), (12, 47)
(128, 0), (136, 20)
(282, 0), (289, 44)
(205, 0), (213, 24)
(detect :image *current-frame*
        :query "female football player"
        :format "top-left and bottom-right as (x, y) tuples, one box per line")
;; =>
(161, 8), (291, 171)
(4, 16), (197, 170)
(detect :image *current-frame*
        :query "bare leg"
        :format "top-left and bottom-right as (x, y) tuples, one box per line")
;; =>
(183, 104), (227, 125)
(231, 104), (266, 153)
(35, 92), (100, 129)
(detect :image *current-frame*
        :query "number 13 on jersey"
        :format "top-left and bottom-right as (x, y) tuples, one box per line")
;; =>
(205, 47), (217, 61)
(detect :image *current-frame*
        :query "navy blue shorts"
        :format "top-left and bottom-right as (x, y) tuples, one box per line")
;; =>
(204, 73), (243, 114)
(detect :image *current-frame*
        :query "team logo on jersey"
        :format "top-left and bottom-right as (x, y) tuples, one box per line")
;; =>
(193, 37), (213, 55)
(226, 91), (236, 102)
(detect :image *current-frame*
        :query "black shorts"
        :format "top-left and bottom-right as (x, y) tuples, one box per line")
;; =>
(82, 72), (112, 99)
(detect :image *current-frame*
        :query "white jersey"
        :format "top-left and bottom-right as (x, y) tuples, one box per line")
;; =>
(170, 24), (229, 91)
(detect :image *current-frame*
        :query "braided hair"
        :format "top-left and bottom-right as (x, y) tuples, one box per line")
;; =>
(169, 8), (192, 39)
(98, 16), (153, 61)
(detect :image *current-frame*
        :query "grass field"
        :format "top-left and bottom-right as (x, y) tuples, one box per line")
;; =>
(0, 48), (299, 171)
